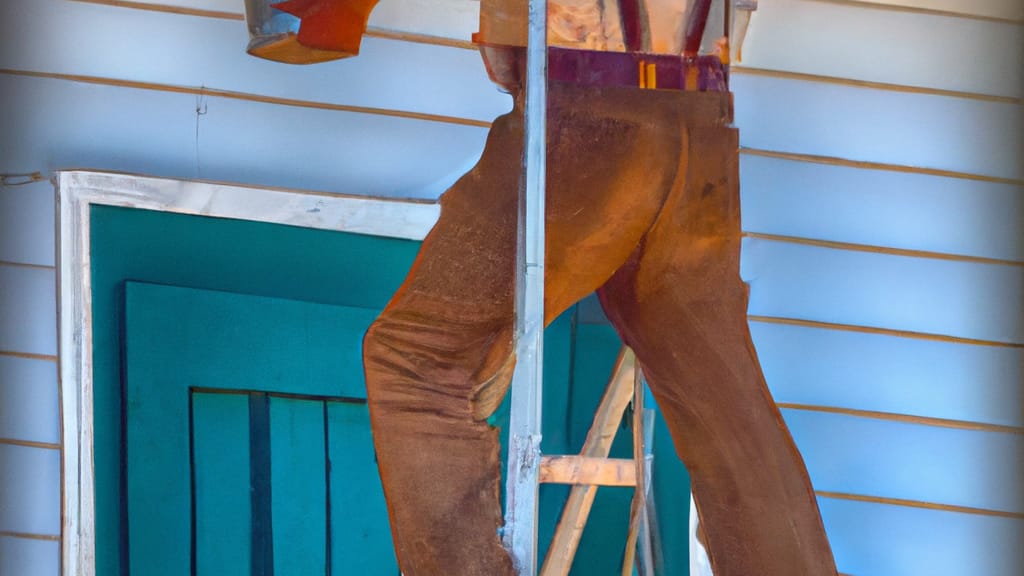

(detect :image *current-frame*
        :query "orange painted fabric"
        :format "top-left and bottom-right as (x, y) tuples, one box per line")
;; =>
(272, 0), (378, 54)
(363, 81), (837, 575)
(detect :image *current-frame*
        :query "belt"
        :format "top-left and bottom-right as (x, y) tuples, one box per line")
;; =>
(548, 47), (729, 93)
(474, 44), (730, 94)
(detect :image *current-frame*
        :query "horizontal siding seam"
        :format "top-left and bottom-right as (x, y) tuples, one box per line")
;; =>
(817, 491), (1024, 519)
(0, 260), (56, 271)
(732, 66), (1021, 105)
(66, 0), (243, 20)
(0, 530), (61, 542)
(741, 232), (1023, 268)
(748, 315), (1024, 349)
(0, 68), (491, 128)
(366, 27), (476, 50)
(66, 0), (479, 49)
(0, 350), (58, 362)
(0, 437), (61, 450)
(777, 403), (1024, 435)
(740, 148), (1024, 187)
(804, 0), (1024, 25)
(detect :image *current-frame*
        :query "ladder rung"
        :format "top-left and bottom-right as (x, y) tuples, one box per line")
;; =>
(539, 455), (637, 487)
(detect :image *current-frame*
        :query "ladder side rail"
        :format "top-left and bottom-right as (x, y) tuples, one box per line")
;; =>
(503, 0), (549, 573)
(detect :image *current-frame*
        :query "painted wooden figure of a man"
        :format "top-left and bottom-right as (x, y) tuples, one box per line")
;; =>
(266, 0), (839, 574)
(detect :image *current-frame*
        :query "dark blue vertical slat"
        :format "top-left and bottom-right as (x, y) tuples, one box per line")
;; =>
(323, 402), (332, 576)
(188, 390), (196, 576)
(250, 393), (274, 576)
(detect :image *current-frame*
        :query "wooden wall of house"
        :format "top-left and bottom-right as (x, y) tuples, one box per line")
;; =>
(0, 0), (1021, 574)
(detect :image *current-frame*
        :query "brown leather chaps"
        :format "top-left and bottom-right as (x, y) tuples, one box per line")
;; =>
(362, 82), (838, 575)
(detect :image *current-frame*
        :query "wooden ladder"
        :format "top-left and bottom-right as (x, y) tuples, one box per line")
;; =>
(537, 347), (659, 576)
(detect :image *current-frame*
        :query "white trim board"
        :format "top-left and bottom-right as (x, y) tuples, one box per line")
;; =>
(55, 170), (440, 575)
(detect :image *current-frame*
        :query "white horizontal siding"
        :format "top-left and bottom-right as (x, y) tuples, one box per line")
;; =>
(820, 497), (1024, 576)
(0, 180), (54, 267)
(742, 0), (1023, 97)
(741, 239), (1024, 344)
(0, 266), (56, 357)
(740, 155), (1024, 262)
(369, 0), (480, 40)
(0, 444), (61, 536)
(99, 0), (483, 40)
(0, 73), (489, 199)
(752, 322), (1023, 428)
(0, 536), (59, 576)
(786, 409), (1023, 514)
(0, 0), (510, 123)
(733, 73), (1023, 181)
(855, 0), (1024, 21)
(115, 0), (240, 13)
(0, 356), (59, 444)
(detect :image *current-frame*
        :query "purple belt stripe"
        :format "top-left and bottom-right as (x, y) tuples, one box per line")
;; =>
(548, 47), (729, 92)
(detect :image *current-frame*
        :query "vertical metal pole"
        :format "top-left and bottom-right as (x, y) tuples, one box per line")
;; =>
(503, 0), (548, 574)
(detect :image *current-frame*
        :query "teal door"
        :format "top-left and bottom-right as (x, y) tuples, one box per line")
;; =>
(123, 282), (396, 575)
(89, 205), (422, 576)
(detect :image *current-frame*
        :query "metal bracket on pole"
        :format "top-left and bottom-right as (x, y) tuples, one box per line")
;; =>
(502, 0), (548, 574)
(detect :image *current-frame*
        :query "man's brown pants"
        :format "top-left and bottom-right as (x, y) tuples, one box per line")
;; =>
(362, 83), (838, 575)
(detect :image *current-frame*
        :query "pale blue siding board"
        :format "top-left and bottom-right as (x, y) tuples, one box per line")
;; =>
(819, 497), (1024, 576)
(784, 409), (1023, 515)
(741, 239), (1024, 344)
(740, 154), (1024, 262)
(733, 74), (1023, 181)
(0, 356), (59, 444)
(0, 73), (488, 199)
(751, 321), (1024, 428)
(0, 74), (198, 177)
(0, 265), (55, 357)
(194, 92), (487, 198)
(0, 0), (510, 123)
(0, 444), (60, 536)
(741, 0), (1023, 98)
(0, 536), (59, 576)
(0, 180), (54, 267)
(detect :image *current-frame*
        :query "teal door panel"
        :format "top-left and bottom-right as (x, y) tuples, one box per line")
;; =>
(124, 281), (377, 400)
(326, 402), (395, 575)
(90, 206), (421, 576)
(124, 281), (398, 575)
(193, 392), (252, 576)
(269, 397), (328, 575)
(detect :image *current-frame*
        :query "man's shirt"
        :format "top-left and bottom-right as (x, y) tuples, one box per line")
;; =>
(479, 0), (725, 55)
